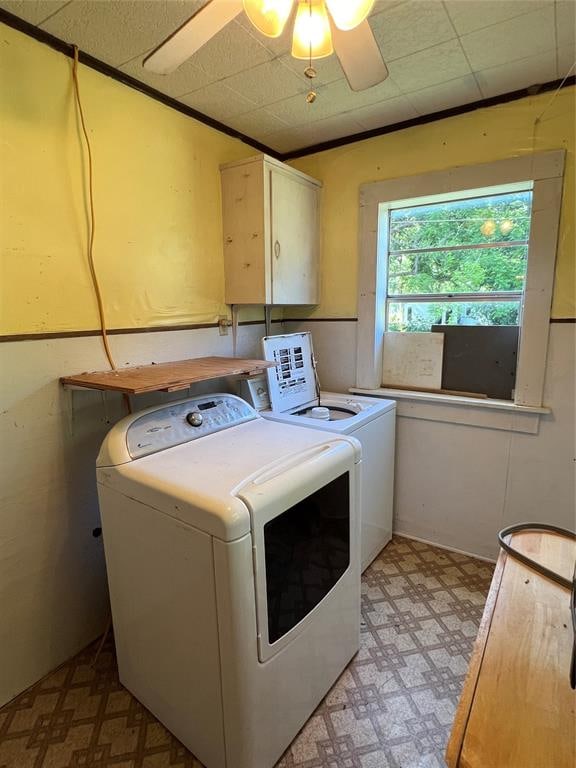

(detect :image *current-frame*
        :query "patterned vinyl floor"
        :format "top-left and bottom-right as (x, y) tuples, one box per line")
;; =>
(0, 537), (493, 768)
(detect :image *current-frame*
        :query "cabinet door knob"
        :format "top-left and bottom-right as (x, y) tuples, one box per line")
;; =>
(274, 240), (281, 259)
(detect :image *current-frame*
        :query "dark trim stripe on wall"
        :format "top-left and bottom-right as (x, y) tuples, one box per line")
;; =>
(2, 317), (573, 342)
(0, 320), (266, 344)
(1, 7), (574, 162)
(285, 318), (576, 324)
(282, 317), (358, 323)
(284, 75), (576, 159)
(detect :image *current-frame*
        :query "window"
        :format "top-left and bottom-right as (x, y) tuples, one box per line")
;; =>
(382, 185), (533, 333)
(356, 152), (564, 412)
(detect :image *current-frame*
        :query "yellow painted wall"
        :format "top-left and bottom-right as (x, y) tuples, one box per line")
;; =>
(290, 86), (575, 319)
(2, 24), (573, 333)
(0, 24), (255, 336)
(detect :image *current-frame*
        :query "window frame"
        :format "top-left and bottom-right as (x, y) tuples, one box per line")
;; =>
(355, 151), (565, 409)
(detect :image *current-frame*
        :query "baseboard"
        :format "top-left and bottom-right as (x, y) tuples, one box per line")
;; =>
(393, 530), (498, 564)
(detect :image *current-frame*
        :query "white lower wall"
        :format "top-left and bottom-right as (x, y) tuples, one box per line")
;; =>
(0, 323), (265, 707)
(2, 319), (574, 704)
(284, 320), (576, 561)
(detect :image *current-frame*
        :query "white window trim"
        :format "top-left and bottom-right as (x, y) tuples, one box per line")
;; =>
(354, 151), (565, 422)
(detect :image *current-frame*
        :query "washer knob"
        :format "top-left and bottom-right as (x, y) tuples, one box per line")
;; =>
(186, 411), (203, 427)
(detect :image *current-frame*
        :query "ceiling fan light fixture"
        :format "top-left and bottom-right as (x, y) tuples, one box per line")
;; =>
(243, 0), (294, 38)
(291, 0), (333, 60)
(325, 0), (375, 31)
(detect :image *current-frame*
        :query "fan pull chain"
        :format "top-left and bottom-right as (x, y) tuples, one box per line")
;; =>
(305, 0), (317, 103)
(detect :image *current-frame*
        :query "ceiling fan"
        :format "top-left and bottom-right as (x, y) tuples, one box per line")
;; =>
(143, 0), (388, 93)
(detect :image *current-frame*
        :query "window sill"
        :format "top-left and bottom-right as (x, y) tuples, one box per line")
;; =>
(350, 387), (550, 434)
(351, 387), (549, 413)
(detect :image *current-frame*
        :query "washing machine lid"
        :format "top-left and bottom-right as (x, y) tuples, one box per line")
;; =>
(262, 332), (319, 414)
(97, 416), (360, 541)
(262, 392), (396, 434)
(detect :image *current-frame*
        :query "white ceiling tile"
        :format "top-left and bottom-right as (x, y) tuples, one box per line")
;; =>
(218, 58), (308, 107)
(460, 5), (556, 71)
(388, 39), (471, 92)
(369, 0), (412, 14)
(370, 0), (456, 61)
(266, 75), (401, 126)
(179, 81), (256, 119)
(265, 88), (341, 127)
(119, 53), (214, 98)
(191, 18), (273, 80)
(557, 45), (576, 77)
(235, 8), (293, 57)
(556, 0), (576, 50)
(253, 129), (302, 154)
(279, 52), (345, 87)
(476, 49), (559, 97)
(444, 0), (549, 36)
(407, 74), (482, 114)
(38, 0), (206, 67)
(293, 112), (366, 144)
(353, 95), (418, 129)
(0, 0), (69, 25)
(224, 108), (288, 138)
(263, 113), (366, 153)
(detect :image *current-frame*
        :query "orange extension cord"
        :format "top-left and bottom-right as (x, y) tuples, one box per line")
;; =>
(71, 46), (128, 664)
(71, 45), (117, 372)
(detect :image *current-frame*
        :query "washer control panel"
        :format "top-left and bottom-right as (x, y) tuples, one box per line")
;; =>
(126, 394), (257, 459)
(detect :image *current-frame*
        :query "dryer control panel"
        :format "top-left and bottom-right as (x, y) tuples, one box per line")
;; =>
(126, 395), (256, 459)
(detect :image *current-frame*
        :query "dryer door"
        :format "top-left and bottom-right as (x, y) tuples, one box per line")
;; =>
(236, 440), (358, 662)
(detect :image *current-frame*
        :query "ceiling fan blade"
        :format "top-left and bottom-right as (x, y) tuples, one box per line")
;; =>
(143, 0), (243, 75)
(332, 19), (388, 91)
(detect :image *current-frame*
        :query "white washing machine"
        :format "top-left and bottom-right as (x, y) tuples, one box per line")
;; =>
(96, 394), (361, 768)
(258, 332), (396, 572)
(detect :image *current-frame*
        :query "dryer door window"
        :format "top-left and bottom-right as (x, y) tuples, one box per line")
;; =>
(264, 472), (350, 645)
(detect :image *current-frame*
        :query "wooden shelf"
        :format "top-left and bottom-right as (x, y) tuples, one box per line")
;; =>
(61, 356), (276, 395)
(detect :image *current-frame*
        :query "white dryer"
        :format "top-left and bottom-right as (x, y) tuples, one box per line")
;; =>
(259, 332), (396, 572)
(96, 394), (361, 768)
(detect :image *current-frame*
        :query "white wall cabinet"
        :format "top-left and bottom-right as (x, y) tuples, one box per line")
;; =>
(220, 155), (321, 305)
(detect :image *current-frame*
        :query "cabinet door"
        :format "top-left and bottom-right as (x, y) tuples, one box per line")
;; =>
(270, 168), (319, 305)
(222, 163), (269, 304)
